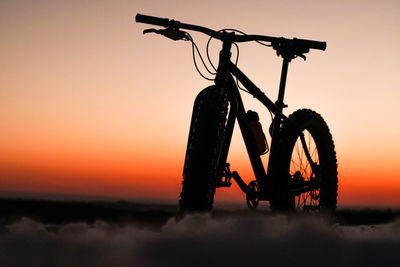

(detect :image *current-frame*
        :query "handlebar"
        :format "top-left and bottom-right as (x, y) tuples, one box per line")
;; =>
(136, 13), (222, 40)
(136, 14), (170, 27)
(135, 13), (326, 51)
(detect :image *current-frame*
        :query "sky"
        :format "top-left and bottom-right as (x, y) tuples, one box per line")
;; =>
(1, 0), (399, 206)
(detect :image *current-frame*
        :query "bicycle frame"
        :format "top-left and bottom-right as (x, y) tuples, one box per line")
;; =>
(135, 13), (327, 204)
(212, 38), (295, 200)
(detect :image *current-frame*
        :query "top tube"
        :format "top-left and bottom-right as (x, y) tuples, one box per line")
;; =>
(135, 13), (326, 51)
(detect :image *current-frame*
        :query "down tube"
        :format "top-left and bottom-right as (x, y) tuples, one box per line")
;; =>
(226, 75), (269, 194)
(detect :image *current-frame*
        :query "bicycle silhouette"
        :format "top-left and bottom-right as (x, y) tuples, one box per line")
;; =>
(136, 14), (338, 213)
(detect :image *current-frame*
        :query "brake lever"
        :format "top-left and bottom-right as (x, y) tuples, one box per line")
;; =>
(296, 47), (309, 61)
(298, 54), (307, 61)
(143, 28), (189, 41)
(143, 28), (163, 35)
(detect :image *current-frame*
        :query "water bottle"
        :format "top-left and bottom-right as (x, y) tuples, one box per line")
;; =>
(247, 110), (268, 155)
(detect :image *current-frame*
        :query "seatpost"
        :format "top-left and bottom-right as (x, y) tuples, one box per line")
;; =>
(276, 58), (290, 109)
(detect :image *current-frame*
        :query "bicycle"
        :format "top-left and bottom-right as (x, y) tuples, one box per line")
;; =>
(136, 14), (338, 213)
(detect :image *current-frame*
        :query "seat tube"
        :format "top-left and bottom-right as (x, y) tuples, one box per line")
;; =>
(271, 58), (290, 139)
(267, 58), (290, 195)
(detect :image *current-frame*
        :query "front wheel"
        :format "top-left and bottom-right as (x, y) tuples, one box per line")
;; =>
(179, 86), (228, 212)
(270, 109), (338, 212)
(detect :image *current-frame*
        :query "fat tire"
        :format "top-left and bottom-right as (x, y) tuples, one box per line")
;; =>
(270, 109), (338, 212)
(179, 86), (228, 212)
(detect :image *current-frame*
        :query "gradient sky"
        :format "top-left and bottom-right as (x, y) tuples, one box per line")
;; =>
(1, 0), (399, 206)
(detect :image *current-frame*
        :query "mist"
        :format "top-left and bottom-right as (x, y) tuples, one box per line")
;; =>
(1, 213), (400, 266)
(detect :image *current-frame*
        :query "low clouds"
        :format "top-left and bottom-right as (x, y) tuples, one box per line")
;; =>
(1, 214), (400, 266)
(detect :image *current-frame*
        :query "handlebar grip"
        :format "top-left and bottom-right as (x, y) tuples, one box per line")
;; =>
(294, 38), (327, 51)
(135, 13), (170, 27)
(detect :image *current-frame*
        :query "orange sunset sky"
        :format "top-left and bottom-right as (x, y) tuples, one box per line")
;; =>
(1, 0), (400, 206)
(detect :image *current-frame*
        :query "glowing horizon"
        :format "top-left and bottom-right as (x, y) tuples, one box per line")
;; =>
(1, 0), (399, 206)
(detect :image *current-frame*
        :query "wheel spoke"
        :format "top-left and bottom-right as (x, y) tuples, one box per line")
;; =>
(290, 130), (321, 211)
(271, 109), (338, 213)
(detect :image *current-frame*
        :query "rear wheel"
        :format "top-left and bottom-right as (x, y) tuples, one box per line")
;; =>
(179, 86), (228, 212)
(270, 109), (338, 212)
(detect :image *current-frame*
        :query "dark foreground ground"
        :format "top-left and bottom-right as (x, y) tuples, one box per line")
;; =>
(1, 198), (400, 266)
(1, 198), (400, 228)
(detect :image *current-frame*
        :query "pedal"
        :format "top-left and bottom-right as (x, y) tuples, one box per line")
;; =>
(216, 163), (233, 188)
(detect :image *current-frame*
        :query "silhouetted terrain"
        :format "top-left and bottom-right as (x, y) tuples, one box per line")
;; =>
(1, 198), (400, 227)
(0, 198), (176, 229)
(1, 198), (400, 266)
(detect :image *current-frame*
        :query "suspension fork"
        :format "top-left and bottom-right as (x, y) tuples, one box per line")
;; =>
(214, 37), (236, 182)
(215, 86), (236, 179)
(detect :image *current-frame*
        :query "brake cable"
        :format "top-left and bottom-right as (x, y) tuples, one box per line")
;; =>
(206, 29), (256, 93)
(205, 29), (273, 121)
(143, 28), (215, 80)
(143, 27), (271, 90)
(186, 33), (216, 81)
